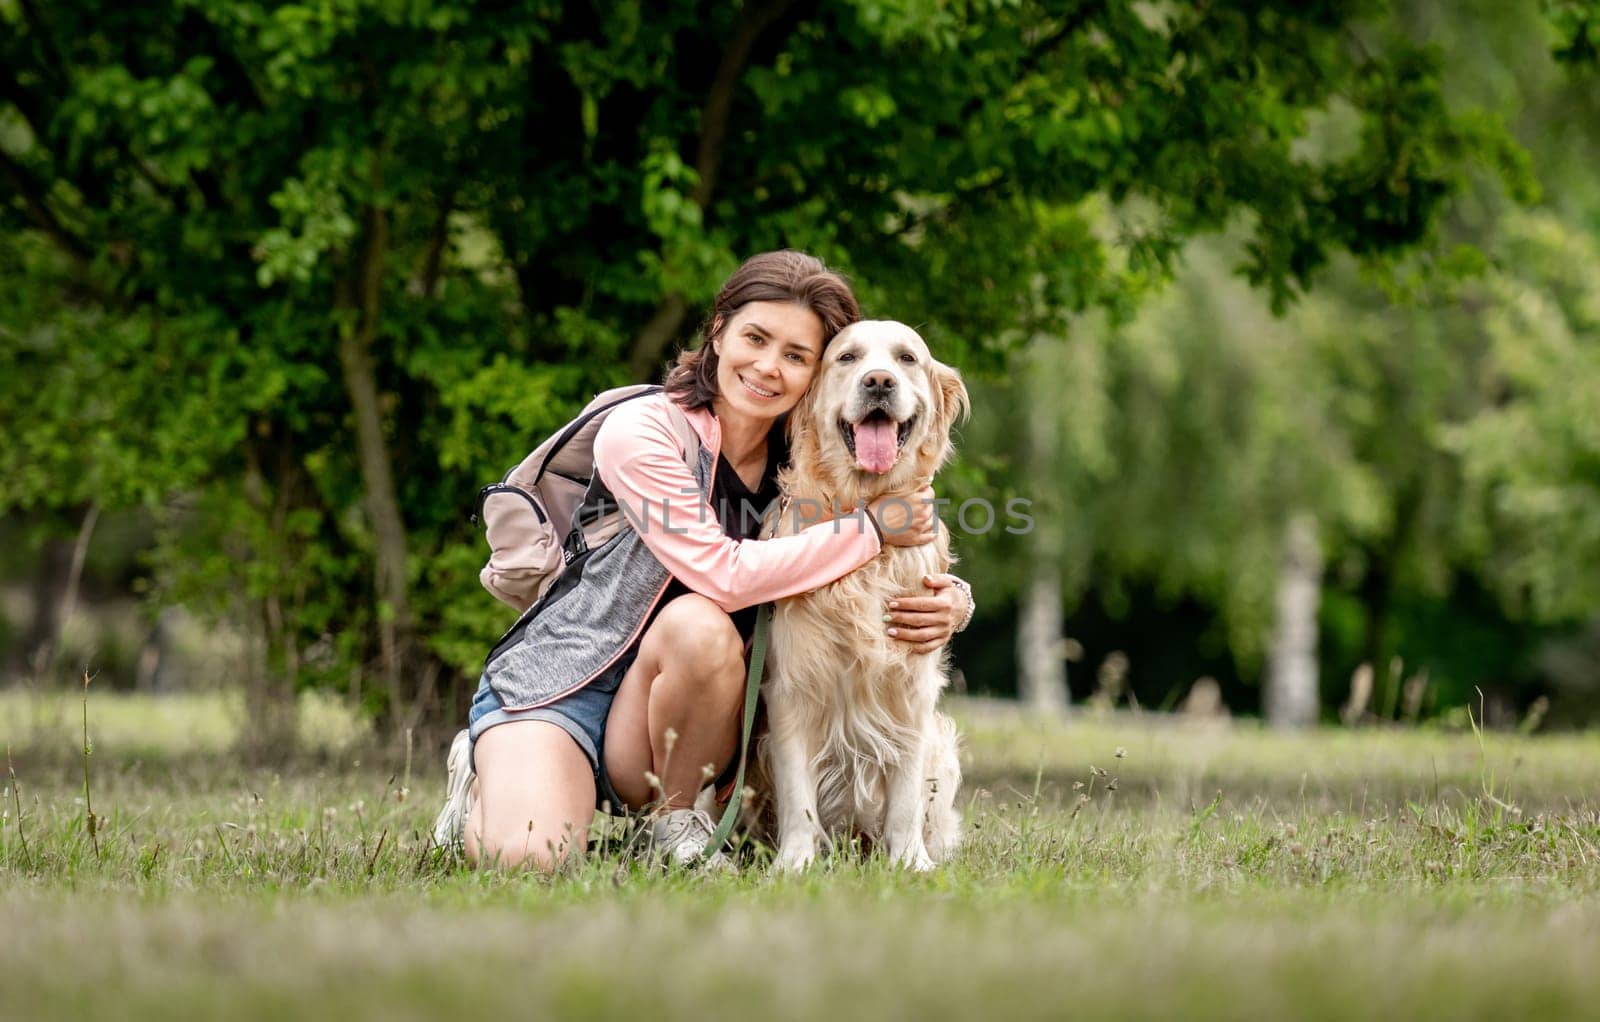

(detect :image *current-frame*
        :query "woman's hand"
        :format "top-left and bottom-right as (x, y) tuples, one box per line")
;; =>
(868, 485), (938, 548)
(884, 573), (972, 654)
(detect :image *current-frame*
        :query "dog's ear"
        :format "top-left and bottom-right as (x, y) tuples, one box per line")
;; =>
(920, 359), (970, 470)
(932, 360), (971, 434)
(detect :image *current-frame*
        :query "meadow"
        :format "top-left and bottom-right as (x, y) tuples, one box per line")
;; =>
(3, 689), (1598, 1021)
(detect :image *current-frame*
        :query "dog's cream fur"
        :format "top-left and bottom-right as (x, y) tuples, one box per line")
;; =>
(758, 320), (969, 872)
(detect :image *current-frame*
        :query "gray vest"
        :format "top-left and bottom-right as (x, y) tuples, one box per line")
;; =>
(483, 444), (716, 709)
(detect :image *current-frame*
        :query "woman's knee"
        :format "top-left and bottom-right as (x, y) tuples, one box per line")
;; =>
(468, 721), (597, 872)
(651, 595), (744, 676)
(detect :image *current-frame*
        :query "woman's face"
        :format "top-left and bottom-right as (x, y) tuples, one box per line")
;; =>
(711, 300), (826, 422)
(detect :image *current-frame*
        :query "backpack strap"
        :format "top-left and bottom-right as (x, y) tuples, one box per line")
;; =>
(566, 394), (702, 561)
(661, 399), (700, 463)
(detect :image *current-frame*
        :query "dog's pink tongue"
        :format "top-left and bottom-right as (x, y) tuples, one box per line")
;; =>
(853, 419), (898, 474)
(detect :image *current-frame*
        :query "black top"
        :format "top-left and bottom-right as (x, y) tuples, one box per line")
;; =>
(711, 427), (786, 542)
(659, 421), (788, 640)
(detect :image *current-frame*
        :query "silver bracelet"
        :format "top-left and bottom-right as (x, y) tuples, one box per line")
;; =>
(948, 575), (975, 633)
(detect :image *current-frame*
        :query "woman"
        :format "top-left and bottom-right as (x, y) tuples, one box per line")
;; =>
(437, 251), (975, 870)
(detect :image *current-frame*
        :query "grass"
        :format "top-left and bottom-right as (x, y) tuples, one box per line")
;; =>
(3, 689), (1600, 1020)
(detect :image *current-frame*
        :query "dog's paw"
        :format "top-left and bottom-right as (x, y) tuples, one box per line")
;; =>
(892, 846), (937, 872)
(773, 844), (816, 873)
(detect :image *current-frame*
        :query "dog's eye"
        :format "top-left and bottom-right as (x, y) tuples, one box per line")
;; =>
(898, 352), (917, 364)
(837, 352), (856, 363)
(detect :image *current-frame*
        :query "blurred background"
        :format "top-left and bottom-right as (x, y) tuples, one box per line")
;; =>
(3, 0), (1598, 753)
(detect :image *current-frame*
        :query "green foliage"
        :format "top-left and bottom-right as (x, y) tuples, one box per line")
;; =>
(965, 204), (1594, 703)
(0, 1), (1535, 712)
(1547, 0), (1600, 65)
(1450, 212), (1600, 619)
(953, 0), (1600, 716)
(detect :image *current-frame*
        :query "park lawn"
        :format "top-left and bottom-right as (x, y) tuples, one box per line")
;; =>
(2, 691), (1599, 1021)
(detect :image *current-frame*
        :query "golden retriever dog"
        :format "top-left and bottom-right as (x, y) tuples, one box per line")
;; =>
(759, 319), (969, 872)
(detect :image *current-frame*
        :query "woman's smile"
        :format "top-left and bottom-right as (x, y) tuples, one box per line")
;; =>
(738, 374), (780, 400)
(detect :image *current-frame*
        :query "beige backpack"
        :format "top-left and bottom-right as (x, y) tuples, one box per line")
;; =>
(476, 384), (696, 612)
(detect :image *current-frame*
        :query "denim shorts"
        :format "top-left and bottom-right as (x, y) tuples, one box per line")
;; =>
(467, 645), (638, 813)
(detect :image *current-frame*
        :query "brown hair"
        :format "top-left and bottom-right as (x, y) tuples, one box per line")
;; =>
(663, 250), (860, 409)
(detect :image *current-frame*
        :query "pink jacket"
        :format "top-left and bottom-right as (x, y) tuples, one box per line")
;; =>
(592, 394), (883, 612)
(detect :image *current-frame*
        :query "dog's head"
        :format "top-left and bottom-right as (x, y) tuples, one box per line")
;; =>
(790, 320), (970, 497)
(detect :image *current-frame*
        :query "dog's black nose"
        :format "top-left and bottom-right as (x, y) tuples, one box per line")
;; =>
(861, 371), (896, 392)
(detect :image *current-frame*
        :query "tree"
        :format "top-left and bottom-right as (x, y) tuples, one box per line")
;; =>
(1, 0), (1524, 731)
(1264, 513), (1323, 727)
(950, 0), (1600, 724)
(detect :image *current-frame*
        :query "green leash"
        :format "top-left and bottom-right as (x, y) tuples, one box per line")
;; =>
(704, 601), (771, 859)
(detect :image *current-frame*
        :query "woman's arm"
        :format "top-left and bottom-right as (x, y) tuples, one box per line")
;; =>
(593, 399), (884, 612)
(885, 573), (975, 654)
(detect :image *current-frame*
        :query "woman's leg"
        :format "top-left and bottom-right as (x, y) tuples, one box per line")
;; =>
(603, 594), (747, 810)
(466, 720), (596, 871)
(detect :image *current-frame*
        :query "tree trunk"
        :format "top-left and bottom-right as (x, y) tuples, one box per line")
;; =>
(17, 504), (100, 680)
(14, 533), (72, 679)
(1264, 513), (1322, 728)
(1017, 567), (1069, 713)
(336, 165), (414, 733)
(238, 620), (299, 764)
(1358, 483), (1419, 715)
(1016, 355), (1069, 713)
(623, 0), (803, 380)
(237, 440), (300, 761)
(1359, 556), (1392, 708)
(626, 293), (690, 382)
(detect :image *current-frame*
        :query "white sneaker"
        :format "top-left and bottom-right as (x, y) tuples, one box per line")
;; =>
(431, 729), (475, 852)
(649, 807), (732, 870)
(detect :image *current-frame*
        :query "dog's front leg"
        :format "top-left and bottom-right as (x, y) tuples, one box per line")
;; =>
(883, 719), (936, 871)
(766, 705), (823, 873)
